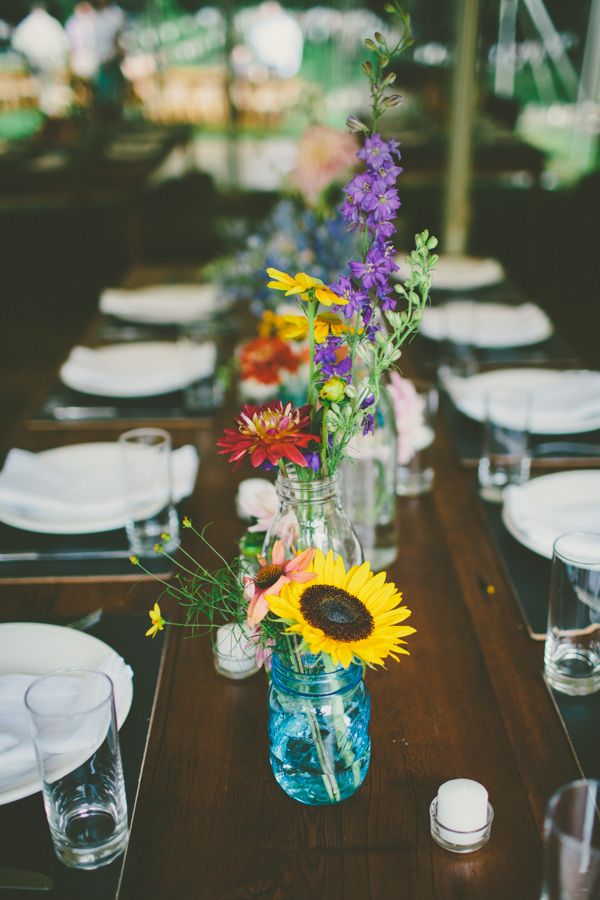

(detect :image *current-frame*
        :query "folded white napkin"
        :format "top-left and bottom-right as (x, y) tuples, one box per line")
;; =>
(504, 484), (600, 558)
(420, 302), (553, 348)
(395, 255), (504, 291)
(0, 654), (132, 784)
(100, 284), (225, 324)
(61, 341), (216, 397)
(0, 444), (199, 524)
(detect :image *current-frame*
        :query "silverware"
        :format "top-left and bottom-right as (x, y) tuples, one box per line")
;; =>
(66, 607), (104, 631)
(0, 549), (134, 563)
(533, 442), (600, 457)
(0, 868), (53, 891)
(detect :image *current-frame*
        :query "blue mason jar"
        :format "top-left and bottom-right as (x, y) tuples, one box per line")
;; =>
(268, 652), (371, 805)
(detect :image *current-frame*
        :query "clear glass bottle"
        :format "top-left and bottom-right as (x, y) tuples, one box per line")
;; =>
(268, 652), (371, 805)
(341, 386), (398, 571)
(262, 473), (363, 566)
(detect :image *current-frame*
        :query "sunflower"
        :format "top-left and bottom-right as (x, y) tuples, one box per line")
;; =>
(267, 550), (415, 668)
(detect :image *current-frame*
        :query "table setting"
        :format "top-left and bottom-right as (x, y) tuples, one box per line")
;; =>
(1, 6), (599, 898)
(0, 438), (199, 579)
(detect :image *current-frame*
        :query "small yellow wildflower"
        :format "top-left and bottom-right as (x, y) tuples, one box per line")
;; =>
(145, 602), (165, 638)
(266, 268), (347, 307)
(153, 543), (164, 554)
(320, 377), (346, 402)
(160, 532), (170, 541)
(129, 555), (139, 566)
(182, 516), (192, 528)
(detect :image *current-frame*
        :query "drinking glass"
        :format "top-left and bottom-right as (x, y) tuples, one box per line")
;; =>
(119, 427), (179, 554)
(437, 303), (479, 386)
(478, 389), (531, 502)
(25, 669), (129, 870)
(544, 532), (600, 696)
(540, 779), (600, 899)
(396, 380), (438, 496)
(181, 323), (224, 414)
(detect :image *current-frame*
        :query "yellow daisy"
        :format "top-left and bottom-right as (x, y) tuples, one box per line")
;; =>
(281, 312), (348, 344)
(145, 602), (165, 638)
(266, 268), (347, 307)
(267, 550), (415, 668)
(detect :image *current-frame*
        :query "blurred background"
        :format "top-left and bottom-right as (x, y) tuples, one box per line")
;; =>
(0, 0), (598, 419)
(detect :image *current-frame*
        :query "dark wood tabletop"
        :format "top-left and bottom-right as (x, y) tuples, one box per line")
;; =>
(0, 290), (589, 899)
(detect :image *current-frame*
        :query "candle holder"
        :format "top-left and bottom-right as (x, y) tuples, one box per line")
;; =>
(430, 797), (494, 853)
(213, 648), (259, 680)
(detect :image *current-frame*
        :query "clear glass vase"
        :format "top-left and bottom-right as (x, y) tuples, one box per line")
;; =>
(268, 651), (371, 805)
(262, 473), (363, 566)
(341, 386), (398, 571)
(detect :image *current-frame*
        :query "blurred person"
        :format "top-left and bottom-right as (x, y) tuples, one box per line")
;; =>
(11, 2), (70, 116)
(66, 2), (99, 81)
(94, 0), (126, 117)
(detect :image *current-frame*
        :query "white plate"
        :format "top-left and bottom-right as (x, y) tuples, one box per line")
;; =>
(0, 623), (133, 805)
(447, 368), (600, 435)
(100, 284), (230, 325)
(395, 254), (505, 291)
(60, 341), (216, 398)
(502, 471), (600, 558)
(0, 442), (197, 535)
(419, 301), (553, 348)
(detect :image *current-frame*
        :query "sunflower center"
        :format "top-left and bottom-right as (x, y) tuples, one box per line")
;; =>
(255, 564), (284, 589)
(300, 584), (374, 642)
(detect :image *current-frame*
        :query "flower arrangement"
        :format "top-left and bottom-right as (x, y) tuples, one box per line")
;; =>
(218, 2), (437, 483)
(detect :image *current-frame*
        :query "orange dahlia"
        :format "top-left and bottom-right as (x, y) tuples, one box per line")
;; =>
(239, 336), (300, 385)
(217, 401), (320, 469)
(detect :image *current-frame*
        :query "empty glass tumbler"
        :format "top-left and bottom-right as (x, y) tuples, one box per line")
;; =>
(540, 779), (600, 899)
(25, 669), (129, 870)
(478, 389), (531, 502)
(119, 427), (179, 554)
(544, 532), (600, 696)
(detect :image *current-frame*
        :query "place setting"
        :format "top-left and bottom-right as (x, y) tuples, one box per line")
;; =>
(443, 367), (600, 468)
(32, 335), (224, 425)
(0, 429), (199, 580)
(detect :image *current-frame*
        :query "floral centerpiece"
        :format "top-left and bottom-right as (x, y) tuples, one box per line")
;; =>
(138, 521), (415, 805)
(217, 2), (437, 563)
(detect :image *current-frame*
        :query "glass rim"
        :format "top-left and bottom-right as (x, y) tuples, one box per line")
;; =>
(552, 531), (600, 567)
(24, 668), (114, 719)
(545, 778), (600, 851)
(118, 426), (171, 445)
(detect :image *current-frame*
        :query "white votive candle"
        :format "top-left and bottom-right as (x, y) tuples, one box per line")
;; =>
(214, 623), (258, 680)
(432, 779), (492, 850)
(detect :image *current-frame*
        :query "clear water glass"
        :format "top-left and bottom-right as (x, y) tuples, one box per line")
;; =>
(268, 652), (370, 805)
(118, 427), (179, 554)
(182, 322), (224, 414)
(544, 532), (600, 696)
(25, 669), (129, 870)
(478, 388), (531, 502)
(540, 779), (600, 899)
(437, 303), (479, 386)
(396, 380), (438, 497)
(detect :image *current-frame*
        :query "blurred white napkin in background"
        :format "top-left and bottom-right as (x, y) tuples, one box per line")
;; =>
(420, 301), (553, 348)
(395, 255), (505, 291)
(61, 341), (216, 397)
(100, 284), (227, 324)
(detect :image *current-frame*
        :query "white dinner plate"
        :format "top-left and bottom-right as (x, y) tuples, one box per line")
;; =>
(447, 368), (600, 435)
(100, 284), (231, 325)
(60, 341), (216, 398)
(395, 254), (505, 291)
(419, 301), (553, 348)
(0, 623), (133, 805)
(502, 471), (600, 558)
(0, 442), (196, 535)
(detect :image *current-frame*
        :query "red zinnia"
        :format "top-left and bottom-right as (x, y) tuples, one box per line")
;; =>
(217, 401), (320, 469)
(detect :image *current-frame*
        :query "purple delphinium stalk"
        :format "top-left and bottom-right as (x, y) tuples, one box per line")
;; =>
(303, 450), (321, 472)
(361, 413), (375, 435)
(340, 133), (403, 333)
(314, 336), (352, 382)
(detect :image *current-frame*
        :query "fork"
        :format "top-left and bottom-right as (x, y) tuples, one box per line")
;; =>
(65, 607), (104, 631)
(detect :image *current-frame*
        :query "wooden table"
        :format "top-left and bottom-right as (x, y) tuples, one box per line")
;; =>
(0, 315), (586, 899)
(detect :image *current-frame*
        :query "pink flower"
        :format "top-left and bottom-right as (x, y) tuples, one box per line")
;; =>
(288, 125), (359, 206)
(244, 540), (316, 628)
(388, 372), (426, 465)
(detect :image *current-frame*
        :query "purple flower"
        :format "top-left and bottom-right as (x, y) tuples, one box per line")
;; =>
(346, 173), (378, 212)
(370, 186), (401, 223)
(349, 246), (394, 291)
(360, 394), (375, 410)
(315, 336), (352, 382)
(358, 134), (393, 168)
(361, 413), (375, 435)
(329, 275), (367, 319)
(371, 220), (396, 240)
(375, 162), (404, 185)
(303, 450), (321, 472)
